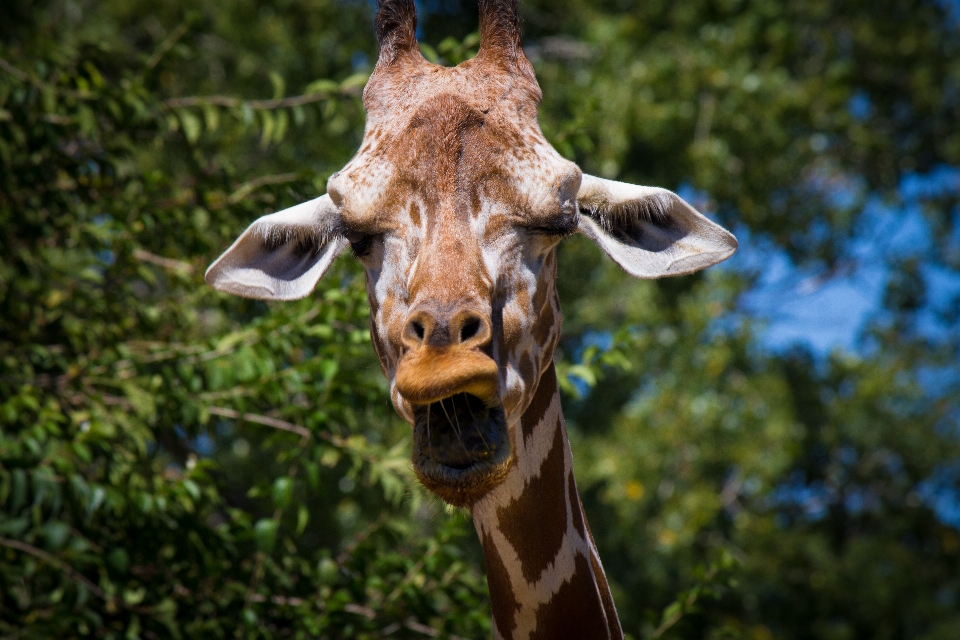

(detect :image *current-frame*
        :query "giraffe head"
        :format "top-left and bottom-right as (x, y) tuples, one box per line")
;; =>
(206, 0), (737, 507)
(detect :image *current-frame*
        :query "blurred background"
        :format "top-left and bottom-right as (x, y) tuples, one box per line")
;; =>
(2, 0), (959, 638)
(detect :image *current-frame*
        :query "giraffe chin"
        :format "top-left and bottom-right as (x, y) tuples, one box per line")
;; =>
(410, 393), (512, 507)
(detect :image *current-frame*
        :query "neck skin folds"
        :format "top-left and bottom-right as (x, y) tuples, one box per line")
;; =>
(470, 365), (623, 640)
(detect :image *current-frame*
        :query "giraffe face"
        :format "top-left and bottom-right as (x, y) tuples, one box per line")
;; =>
(326, 64), (581, 505)
(206, 0), (738, 508)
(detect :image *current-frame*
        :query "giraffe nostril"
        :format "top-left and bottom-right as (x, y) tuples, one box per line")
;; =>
(411, 321), (425, 341)
(460, 318), (481, 343)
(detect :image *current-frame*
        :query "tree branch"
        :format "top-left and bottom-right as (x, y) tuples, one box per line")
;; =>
(145, 21), (192, 71)
(162, 87), (360, 111)
(228, 172), (300, 204)
(208, 406), (311, 440)
(0, 57), (30, 83)
(0, 537), (108, 601)
(133, 249), (195, 274)
(650, 566), (719, 639)
(0, 57), (93, 99)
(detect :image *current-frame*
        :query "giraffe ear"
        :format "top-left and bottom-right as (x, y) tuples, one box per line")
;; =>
(205, 195), (348, 300)
(576, 174), (737, 278)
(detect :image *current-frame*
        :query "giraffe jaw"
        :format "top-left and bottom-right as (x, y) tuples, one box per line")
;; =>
(411, 393), (512, 507)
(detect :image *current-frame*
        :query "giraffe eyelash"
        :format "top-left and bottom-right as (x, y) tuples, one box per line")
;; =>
(347, 234), (375, 258)
(527, 216), (579, 238)
(334, 218), (378, 258)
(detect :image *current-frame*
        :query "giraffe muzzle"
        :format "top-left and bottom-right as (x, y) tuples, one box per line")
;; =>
(394, 345), (499, 406)
(395, 346), (511, 505)
(410, 393), (511, 507)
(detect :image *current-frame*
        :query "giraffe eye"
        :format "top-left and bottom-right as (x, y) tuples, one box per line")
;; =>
(340, 224), (376, 258)
(346, 232), (374, 258)
(527, 216), (579, 239)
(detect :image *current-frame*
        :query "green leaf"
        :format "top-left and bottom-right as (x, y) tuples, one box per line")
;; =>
(240, 102), (254, 125)
(295, 505), (309, 535)
(83, 61), (105, 87)
(253, 518), (279, 553)
(11, 469), (27, 512)
(108, 548), (130, 574)
(321, 359), (338, 382)
(269, 71), (285, 100)
(339, 73), (370, 94)
(0, 517), (29, 537)
(86, 487), (107, 518)
(273, 109), (289, 143)
(122, 382), (156, 419)
(179, 110), (201, 144)
(419, 43), (440, 64)
(202, 103), (219, 132)
(304, 79), (337, 95)
(259, 110), (274, 148)
(661, 600), (682, 625)
(272, 477), (292, 510)
(566, 364), (597, 388)
(123, 586), (146, 606)
(77, 106), (97, 137)
(182, 479), (201, 501)
(42, 520), (71, 550)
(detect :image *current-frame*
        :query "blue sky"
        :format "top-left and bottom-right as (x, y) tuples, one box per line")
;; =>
(733, 166), (960, 356)
(728, 165), (960, 529)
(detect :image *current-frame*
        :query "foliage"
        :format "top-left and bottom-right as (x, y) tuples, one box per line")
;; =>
(0, 2), (488, 637)
(535, 0), (960, 636)
(2, 1), (959, 639)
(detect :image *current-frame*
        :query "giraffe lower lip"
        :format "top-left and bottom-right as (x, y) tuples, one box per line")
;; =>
(411, 393), (509, 487)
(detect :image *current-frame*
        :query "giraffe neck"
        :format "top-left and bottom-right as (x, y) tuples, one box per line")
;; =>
(471, 364), (623, 639)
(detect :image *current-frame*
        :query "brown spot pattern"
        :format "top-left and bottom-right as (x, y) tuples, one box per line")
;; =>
(532, 292), (556, 351)
(518, 352), (534, 390)
(520, 363), (556, 442)
(320, 1), (621, 634)
(530, 554), (610, 640)
(212, 0), (630, 633)
(482, 530), (520, 639)
(531, 256), (550, 310)
(497, 424), (567, 584)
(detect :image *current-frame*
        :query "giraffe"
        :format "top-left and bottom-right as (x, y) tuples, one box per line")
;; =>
(205, 1), (737, 637)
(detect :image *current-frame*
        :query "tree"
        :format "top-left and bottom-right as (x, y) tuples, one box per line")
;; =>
(530, 0), (960, 637)
(1, 1), (489, 637)
(2, 0), (959, 638)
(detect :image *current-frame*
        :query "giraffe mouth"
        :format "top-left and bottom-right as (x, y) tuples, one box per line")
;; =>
(411, 393), (511, 505)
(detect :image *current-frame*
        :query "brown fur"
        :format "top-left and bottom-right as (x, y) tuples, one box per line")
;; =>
(529, 554), (611, 640)
(327, 2), (623, 636)
(208, 0), (729, 634)
(497, 424), (568, 584)
(483, 529), (522, 638)
(519, 363), (557, 442)
(375, 0), (419, 65)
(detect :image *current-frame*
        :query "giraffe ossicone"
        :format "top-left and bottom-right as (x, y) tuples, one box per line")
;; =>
(206, 1), (737, 637)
